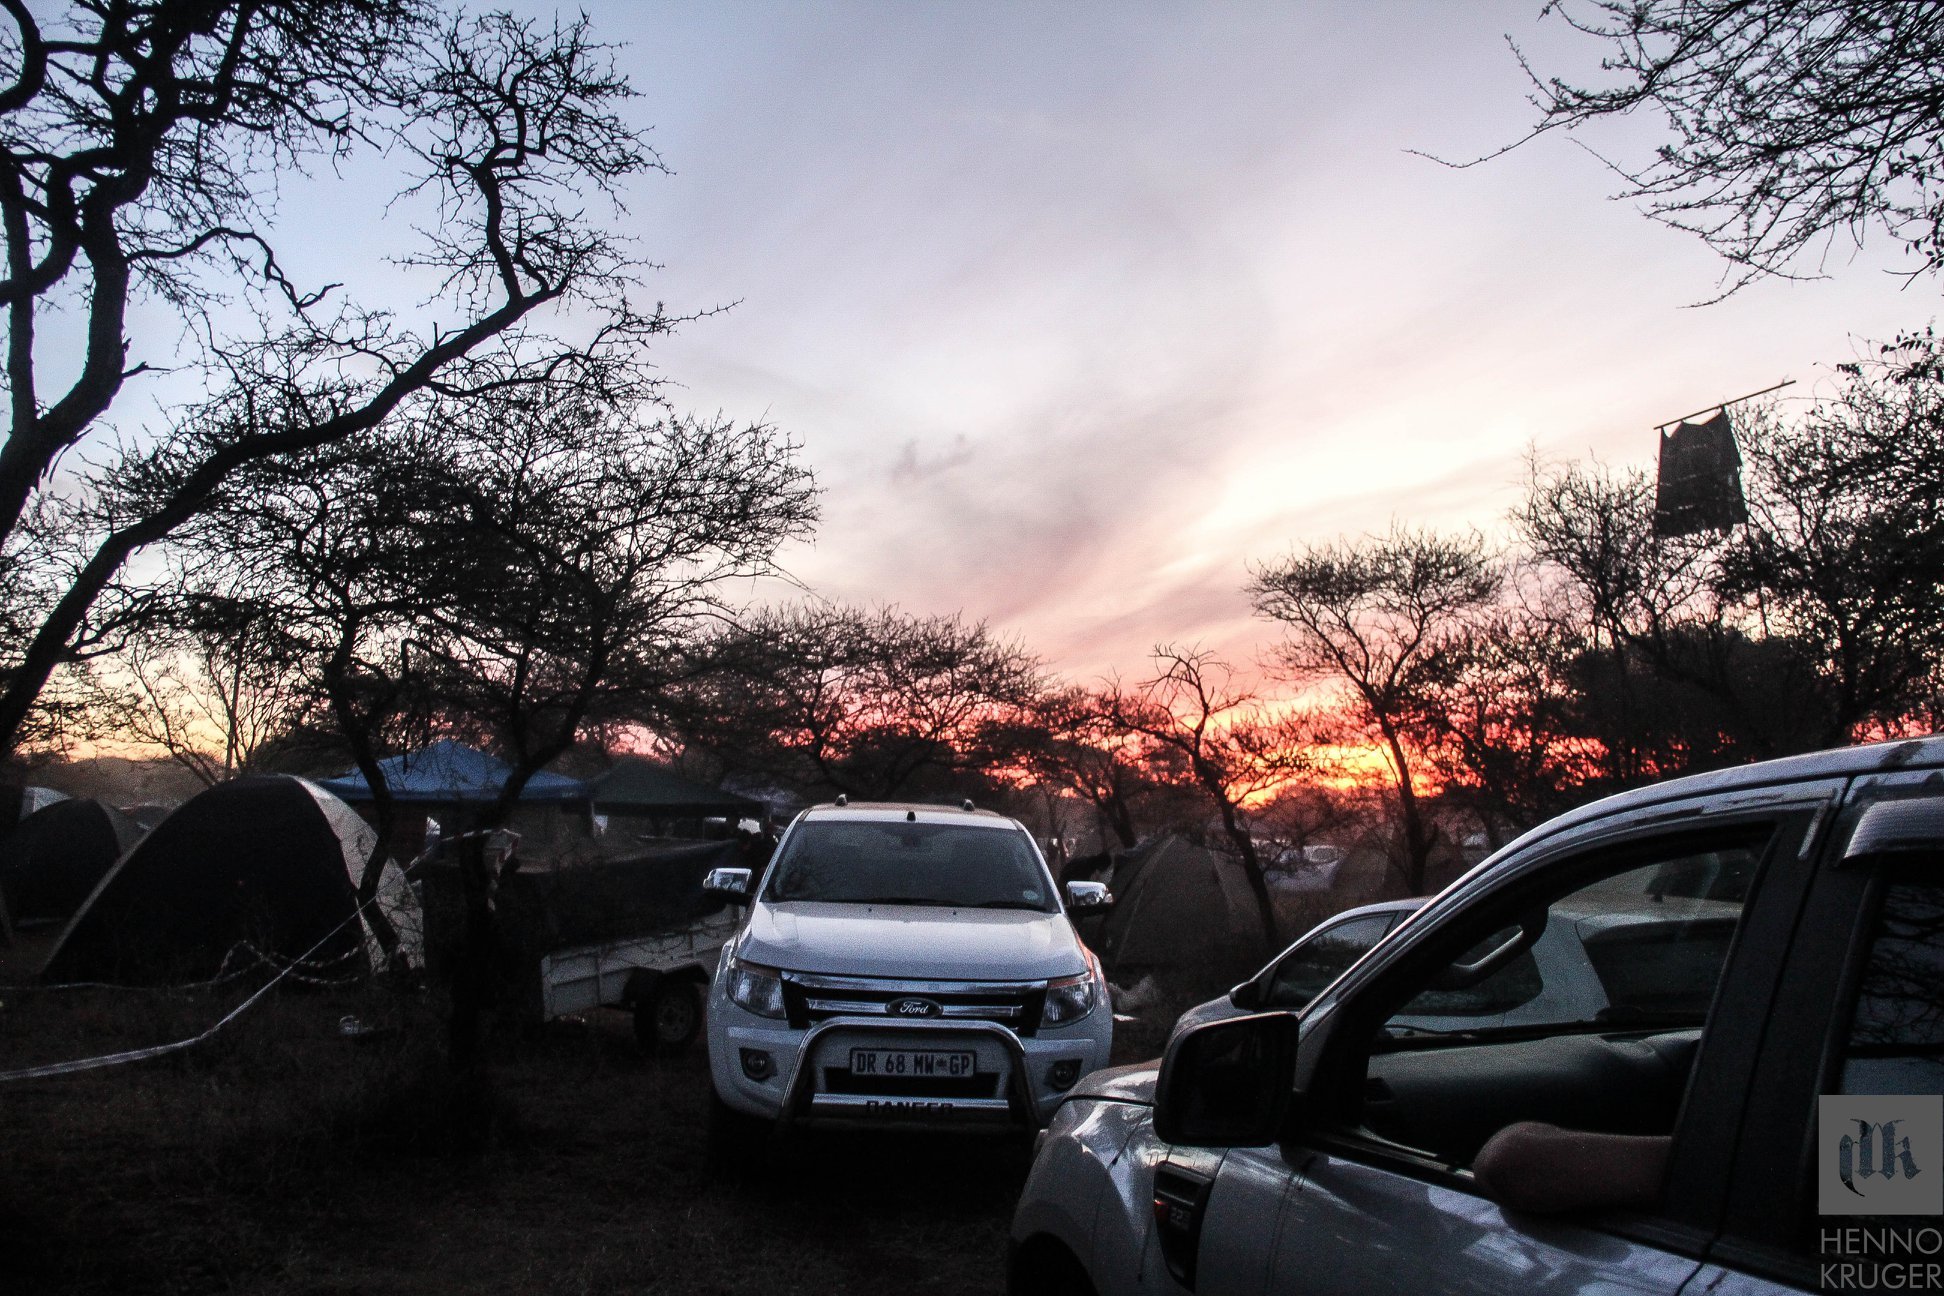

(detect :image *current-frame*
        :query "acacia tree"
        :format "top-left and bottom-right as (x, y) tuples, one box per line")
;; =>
(1403, 598), (1606, 846)
(1518, 1), (1944, 290)
(396, 387), (815, 1066)
(1104, 645), (1310, 950)
(166, 420), (481, 931)
(1717, 366), (1944, 738)
(0, 2), (665, 757)
(1249, 525), (1502, 896)
(1009, 685), (1191, 852)
(672, 605), (1043, 801)
(1516, 355), (1944, 764)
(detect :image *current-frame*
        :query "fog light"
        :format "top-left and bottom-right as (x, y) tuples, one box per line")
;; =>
(740, 1048), (775, 1081)
(1048, 1059), (1081, 1091)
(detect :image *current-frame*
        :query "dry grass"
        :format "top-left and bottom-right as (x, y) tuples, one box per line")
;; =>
(0, 874), (1393, 1295)
(0, 920), (1188, 1296)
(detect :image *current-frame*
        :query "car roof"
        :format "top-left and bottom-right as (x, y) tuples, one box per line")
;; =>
(1324, 898), (1427, 925)
(1497, 735), (1944, 858)
(796, 801), (1020, 829)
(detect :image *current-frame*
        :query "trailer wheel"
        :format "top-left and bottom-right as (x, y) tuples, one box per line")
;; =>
(634, 977), (702, 1056)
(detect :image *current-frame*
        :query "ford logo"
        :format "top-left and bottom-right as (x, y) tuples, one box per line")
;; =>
(887, 997), (942, 1018)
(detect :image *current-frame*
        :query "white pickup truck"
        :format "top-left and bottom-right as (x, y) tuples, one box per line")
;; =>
(701, 800), (1113, 1156)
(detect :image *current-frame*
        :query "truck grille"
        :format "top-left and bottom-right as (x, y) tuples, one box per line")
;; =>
(781, 972), (1047, 1036)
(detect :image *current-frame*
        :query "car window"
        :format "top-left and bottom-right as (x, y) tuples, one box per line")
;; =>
(762, 820), (1056, 911)
(1835, 862), (1944, 1097)
(1395, 924), (1542, 1018)
(1266, 913), (1394, 1007)
(1348, 834), (1768, 1177)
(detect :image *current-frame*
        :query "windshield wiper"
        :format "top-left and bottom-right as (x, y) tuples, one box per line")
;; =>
(971, 899), (1045, 910)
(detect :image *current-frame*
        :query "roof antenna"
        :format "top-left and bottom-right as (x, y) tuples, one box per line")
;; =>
(960, 798), (975, 811)
(834, 794), (848, 807)
(906, 809), (917, 821)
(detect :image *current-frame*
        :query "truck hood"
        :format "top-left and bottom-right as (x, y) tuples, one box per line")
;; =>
(740, 901), (1088, 981)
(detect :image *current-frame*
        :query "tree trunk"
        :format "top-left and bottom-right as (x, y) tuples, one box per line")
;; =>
(1381, 723), (1433, 897)
(324, 650), (400, 961)
(1213, 792), (1279, 955)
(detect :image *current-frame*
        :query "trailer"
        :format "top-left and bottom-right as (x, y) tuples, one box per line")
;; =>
(538, 908), (742, 1054)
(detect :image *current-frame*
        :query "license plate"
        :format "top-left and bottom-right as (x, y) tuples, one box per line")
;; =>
(848, 1048), (975, 1078)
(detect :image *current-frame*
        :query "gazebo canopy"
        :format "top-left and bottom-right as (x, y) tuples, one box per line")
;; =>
(591, 758), (762, 817)
(318, 740), (588, 804)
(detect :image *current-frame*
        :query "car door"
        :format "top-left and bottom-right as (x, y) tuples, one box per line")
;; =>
(1158, 911), (1403, 1293)
(1686, 770), (1944, 1294)
(1250, 788), (1839, 1295)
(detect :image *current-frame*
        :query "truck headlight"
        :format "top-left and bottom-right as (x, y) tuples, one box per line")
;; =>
(1042, 970), (1098, 1026)
(725, 957), (787, 1019)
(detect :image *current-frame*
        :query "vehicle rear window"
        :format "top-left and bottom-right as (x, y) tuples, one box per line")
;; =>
(763, 820), (1055, 911)
(1840, 865), (1944, 1095)
(1268, 913), (1395, 1007)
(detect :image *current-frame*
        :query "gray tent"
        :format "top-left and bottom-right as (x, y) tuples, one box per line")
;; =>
(1092, 836), (1268, 979)
(591, 759), (762, 819)
(0, 798), (143, 927)
(43, 776), (420, 985)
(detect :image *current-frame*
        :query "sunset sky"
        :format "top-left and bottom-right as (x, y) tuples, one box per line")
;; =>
(437, 5), (1933, 682)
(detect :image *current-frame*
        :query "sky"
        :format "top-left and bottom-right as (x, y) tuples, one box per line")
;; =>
(147, 3), (1939, 687)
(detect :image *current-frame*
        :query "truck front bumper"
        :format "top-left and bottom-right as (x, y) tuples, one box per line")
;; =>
(709, 1009), (1110, 1129)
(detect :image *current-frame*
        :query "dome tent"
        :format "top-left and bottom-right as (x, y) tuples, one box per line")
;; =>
(42, 776), (420, 986)
(0, 783), (67, 833)
(0, 798), (143, 927)
(1092, 835), (1269, 980)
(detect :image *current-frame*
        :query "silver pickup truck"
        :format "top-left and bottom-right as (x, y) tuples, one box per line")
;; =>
(701, 800), (1114, 1160)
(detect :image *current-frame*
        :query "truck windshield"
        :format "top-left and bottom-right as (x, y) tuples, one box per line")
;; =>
(764, 821), (1056, 911)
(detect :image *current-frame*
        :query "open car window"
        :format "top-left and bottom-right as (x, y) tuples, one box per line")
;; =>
(1348, 834), (1769, 1177)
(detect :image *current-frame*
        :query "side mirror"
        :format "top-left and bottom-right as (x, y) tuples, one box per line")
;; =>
(1154, 1012), (1300, 1147)
(704, 867), (753, 901)
(1064, 880), (1113, 911)
(1228, 979), (1262, 1011)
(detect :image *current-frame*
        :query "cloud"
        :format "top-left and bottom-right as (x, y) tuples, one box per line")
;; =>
(618, 0), (1932, 687)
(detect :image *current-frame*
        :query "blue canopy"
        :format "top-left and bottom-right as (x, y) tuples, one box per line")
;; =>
(318, 740), (589, 804)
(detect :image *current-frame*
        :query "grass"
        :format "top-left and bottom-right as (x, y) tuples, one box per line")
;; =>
(0, 926), (1139, 1296)
(0, 880), (1386, 1295)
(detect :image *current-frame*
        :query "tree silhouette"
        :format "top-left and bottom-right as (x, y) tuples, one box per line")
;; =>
(1250, 525), (1501, 895)
(0, 3), (667, 757)
(1518, 1), (1944, 291)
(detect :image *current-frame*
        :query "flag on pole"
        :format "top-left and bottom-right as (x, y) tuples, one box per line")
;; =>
(1654, 410), (1748, 537)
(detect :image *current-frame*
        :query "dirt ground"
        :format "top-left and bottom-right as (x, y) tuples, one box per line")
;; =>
(0, 928), (1191, 1296)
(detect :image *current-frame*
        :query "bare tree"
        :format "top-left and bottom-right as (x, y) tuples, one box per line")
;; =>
(1515, 1), (1944, 290)
(169, 423), (469, 928)
(83, 584), (308, 787)
(0, 3), (667, 757)
(1249, 525), (1502, 895)
(1403, 596), (1606, 846)
(400, 388), (815, 1066)
(1104, 645), (1310, 949)
(1008, 685), (1187, 851)
(1515, 353), (1944, 763)
(1719, 367), (1944, 738)
(673, 605), (1043, 801)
